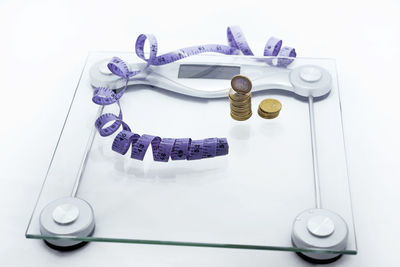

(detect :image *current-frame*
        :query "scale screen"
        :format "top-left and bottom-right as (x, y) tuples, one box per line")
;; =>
(178, 64), (240, 79)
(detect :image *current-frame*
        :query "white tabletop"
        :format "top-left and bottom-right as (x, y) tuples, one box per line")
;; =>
(1, 0), (399, 266)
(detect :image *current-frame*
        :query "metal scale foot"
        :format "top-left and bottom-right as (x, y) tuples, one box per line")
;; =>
(291, 93), (348, 263)
(292, 208), (348, 263)
(40, 197), (95, 250)
(39, 114), (99, 250)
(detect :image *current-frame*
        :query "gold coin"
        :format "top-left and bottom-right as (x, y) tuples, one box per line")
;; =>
(231, 111), (252, 118)
(231, 109), (252, 116)
(232, 112), (252, 118)
(231, 111), (252, 121)
(229, 97), (251, 105)
(229, 87), (251, 96)
(231, 75), (252, 94)
(229, 89), (251, 101)
(231, 106), (251, 113)
(232, 108), (251, 114)
(230, 100), (251, 107)
(257, 108), (278, 119)
(257, 98), (281, 119)
(258, 98), (282, 114)
(229, 94), (250, 103)
(231, 105), (250, 111)
(230, 101), (251, 108)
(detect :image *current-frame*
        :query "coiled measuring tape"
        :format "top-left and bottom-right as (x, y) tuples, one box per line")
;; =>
(92, 25), (296, 162)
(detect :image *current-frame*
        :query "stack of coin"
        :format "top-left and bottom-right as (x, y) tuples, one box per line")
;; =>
(229, 75), (252, 121)
(258, 98), (282, 119)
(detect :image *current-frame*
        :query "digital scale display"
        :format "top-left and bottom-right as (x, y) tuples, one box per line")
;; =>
(178, 64), (240, 79)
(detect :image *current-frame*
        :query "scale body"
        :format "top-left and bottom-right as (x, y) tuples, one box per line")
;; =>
(89, 55), (345, 263)
(27, 53), (356, 263)
(90, 55), (331, 99)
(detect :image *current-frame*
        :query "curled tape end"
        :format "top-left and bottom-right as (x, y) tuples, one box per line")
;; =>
(95, 113), (122, 137)
(277, 46), (296, 67)
(92, 87), (117, 105)
(107, 57), (130, 78)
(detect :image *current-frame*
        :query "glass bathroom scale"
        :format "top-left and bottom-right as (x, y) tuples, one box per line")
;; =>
(26, 52), (357, 261)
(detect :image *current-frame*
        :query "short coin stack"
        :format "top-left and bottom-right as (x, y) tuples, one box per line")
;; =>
(258, 98), (282, 119)
(229, 75), (252, 121)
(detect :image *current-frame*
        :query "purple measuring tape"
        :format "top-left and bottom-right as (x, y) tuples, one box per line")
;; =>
(92, 26), (296, 162)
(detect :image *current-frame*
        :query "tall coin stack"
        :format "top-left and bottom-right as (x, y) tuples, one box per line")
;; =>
(229, 75), (252, 121)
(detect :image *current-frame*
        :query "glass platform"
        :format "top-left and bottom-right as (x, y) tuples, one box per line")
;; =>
(26, 52), (357, 257)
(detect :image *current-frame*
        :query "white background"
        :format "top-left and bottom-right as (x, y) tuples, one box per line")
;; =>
(1, 0), (399, 266)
